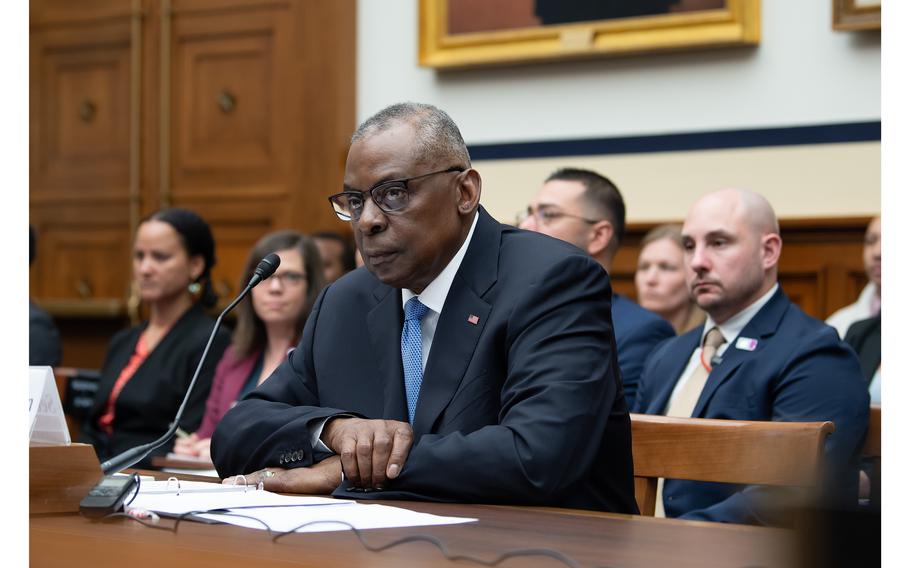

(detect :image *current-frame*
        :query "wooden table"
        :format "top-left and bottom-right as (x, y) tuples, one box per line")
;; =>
(31, 494), (795, 567)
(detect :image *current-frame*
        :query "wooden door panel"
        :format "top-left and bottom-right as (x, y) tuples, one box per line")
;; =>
(31, 22), (132, 197)
(170, 6), (291, 198)
(30, 204), (132, 301)
(778, 273), (822, 318)
(30, 0), (134, 25)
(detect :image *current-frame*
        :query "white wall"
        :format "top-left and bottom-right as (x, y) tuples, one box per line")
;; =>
(479, 142), (881, 224)
(356, 0), (880, 222)
(357, 0), (880, 144)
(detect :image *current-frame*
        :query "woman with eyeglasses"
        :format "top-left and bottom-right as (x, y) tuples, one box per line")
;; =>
(173, 230), (325, 461)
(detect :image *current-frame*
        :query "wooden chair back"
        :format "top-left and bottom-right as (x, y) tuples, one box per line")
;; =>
(630, 413), (835, 516)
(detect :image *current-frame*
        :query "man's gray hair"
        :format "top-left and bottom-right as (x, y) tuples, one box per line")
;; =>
(351, 102), (471, 167)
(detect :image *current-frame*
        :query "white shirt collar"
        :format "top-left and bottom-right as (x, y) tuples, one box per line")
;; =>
(702, 283), (779, 345)
(401, 212), (479, 315)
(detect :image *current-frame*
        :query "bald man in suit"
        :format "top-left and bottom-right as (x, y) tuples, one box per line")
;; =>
(634, 189), (869, 525)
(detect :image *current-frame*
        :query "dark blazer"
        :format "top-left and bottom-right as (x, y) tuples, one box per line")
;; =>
(212, 208), (638, 513)
(612, 294), (674, 408)
(633, 287), (869, 524)
(29, 301), (61, 367)
(195, 345), (261, 439)
(844, 315), (880, 385)
(81, 304), (231, 464)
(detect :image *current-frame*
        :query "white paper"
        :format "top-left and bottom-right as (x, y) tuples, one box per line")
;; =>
(128, 479), (477, 532)
(196, 503), (477, 533)
(161, 467), (220, 478)
(128, 480), (349, 516)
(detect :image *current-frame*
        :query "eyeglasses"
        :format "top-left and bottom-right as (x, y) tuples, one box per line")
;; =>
(266, 271), (306, 286)
(328, 166), (465, 221)
(516, 205), (600, 227)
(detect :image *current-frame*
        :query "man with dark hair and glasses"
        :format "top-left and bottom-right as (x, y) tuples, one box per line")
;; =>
(212, 102), (637, 513)
(520, 168), (674, 407)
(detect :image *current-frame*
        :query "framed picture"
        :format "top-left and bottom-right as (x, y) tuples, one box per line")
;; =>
(832, 0), (880, 31)
(419, 0), (761, 70)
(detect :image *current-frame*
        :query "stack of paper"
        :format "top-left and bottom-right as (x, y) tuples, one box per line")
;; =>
(127, 479), (477, 533)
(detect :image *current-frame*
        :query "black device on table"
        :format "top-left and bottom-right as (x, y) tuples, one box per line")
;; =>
(79, 473), (140, 518)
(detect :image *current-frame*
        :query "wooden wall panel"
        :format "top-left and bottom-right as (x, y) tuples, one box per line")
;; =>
(170, 7), (289, 194)
(30, 20), (132, 198)
(31, 0), (355, 369)
(30, 202), (133, 302)
(30, 0), (135, 26)
(611, 217), (871, 321)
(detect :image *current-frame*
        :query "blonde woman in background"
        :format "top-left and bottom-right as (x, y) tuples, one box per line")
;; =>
(635, 224), (704, 334)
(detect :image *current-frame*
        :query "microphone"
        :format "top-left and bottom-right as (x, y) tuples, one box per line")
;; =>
(99, 254), (281, 475)
(248, 253), (281, 288)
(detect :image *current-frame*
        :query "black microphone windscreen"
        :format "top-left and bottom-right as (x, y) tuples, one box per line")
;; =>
(254, 253), (281, 280)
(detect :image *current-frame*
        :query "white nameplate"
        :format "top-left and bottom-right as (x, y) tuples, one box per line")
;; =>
(29, 366), (71, 445)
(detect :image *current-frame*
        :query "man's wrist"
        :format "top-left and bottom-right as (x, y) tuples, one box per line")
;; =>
(320, 415), (349, 450)
(314, 414), (355, 453)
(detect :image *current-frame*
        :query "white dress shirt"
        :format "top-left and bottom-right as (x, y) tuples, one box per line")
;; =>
(311, 212), (480, 450)
(401, 212), (479, 370)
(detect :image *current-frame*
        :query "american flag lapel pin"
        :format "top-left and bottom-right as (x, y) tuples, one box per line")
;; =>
(467, 314), (480, 325)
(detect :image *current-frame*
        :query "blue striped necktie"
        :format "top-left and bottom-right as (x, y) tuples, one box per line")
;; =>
(401, 297), (430, 423)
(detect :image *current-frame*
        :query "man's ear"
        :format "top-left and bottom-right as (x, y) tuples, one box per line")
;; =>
(586, 220), (614, 257)
(760, 233), (782, 270)
(456, 169), (482, 215)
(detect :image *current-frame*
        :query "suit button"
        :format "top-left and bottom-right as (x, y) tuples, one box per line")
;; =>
(295, 450), (302, 461)
(279, 455), (285, 464)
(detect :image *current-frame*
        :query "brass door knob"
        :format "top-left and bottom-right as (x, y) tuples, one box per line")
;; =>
(75, 279), (93, 298)
(217, 90), (236, 114)
(79, 100), (97, 122)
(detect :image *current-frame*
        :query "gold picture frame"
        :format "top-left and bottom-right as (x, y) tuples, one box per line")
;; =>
(419, 0), (761, 70)
(832, 0), (880, 31)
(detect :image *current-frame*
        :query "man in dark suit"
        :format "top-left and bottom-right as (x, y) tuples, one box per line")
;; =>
(633, 188), (869, 524)
(29, 225), (61, 366)
(519, 168), (674, 407)
(211, 103), (638, 513)
(844, 314), (881, 389)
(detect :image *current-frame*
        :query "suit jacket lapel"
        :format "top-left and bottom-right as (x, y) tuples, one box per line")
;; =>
(412, 208), (500, 437)
(366, 282), (409, 422)
(651, 329), (702, 414)
(692, 288), (789, 417)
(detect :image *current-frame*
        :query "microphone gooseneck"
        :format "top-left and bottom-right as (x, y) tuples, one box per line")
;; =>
(99, 254), (281, 475)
